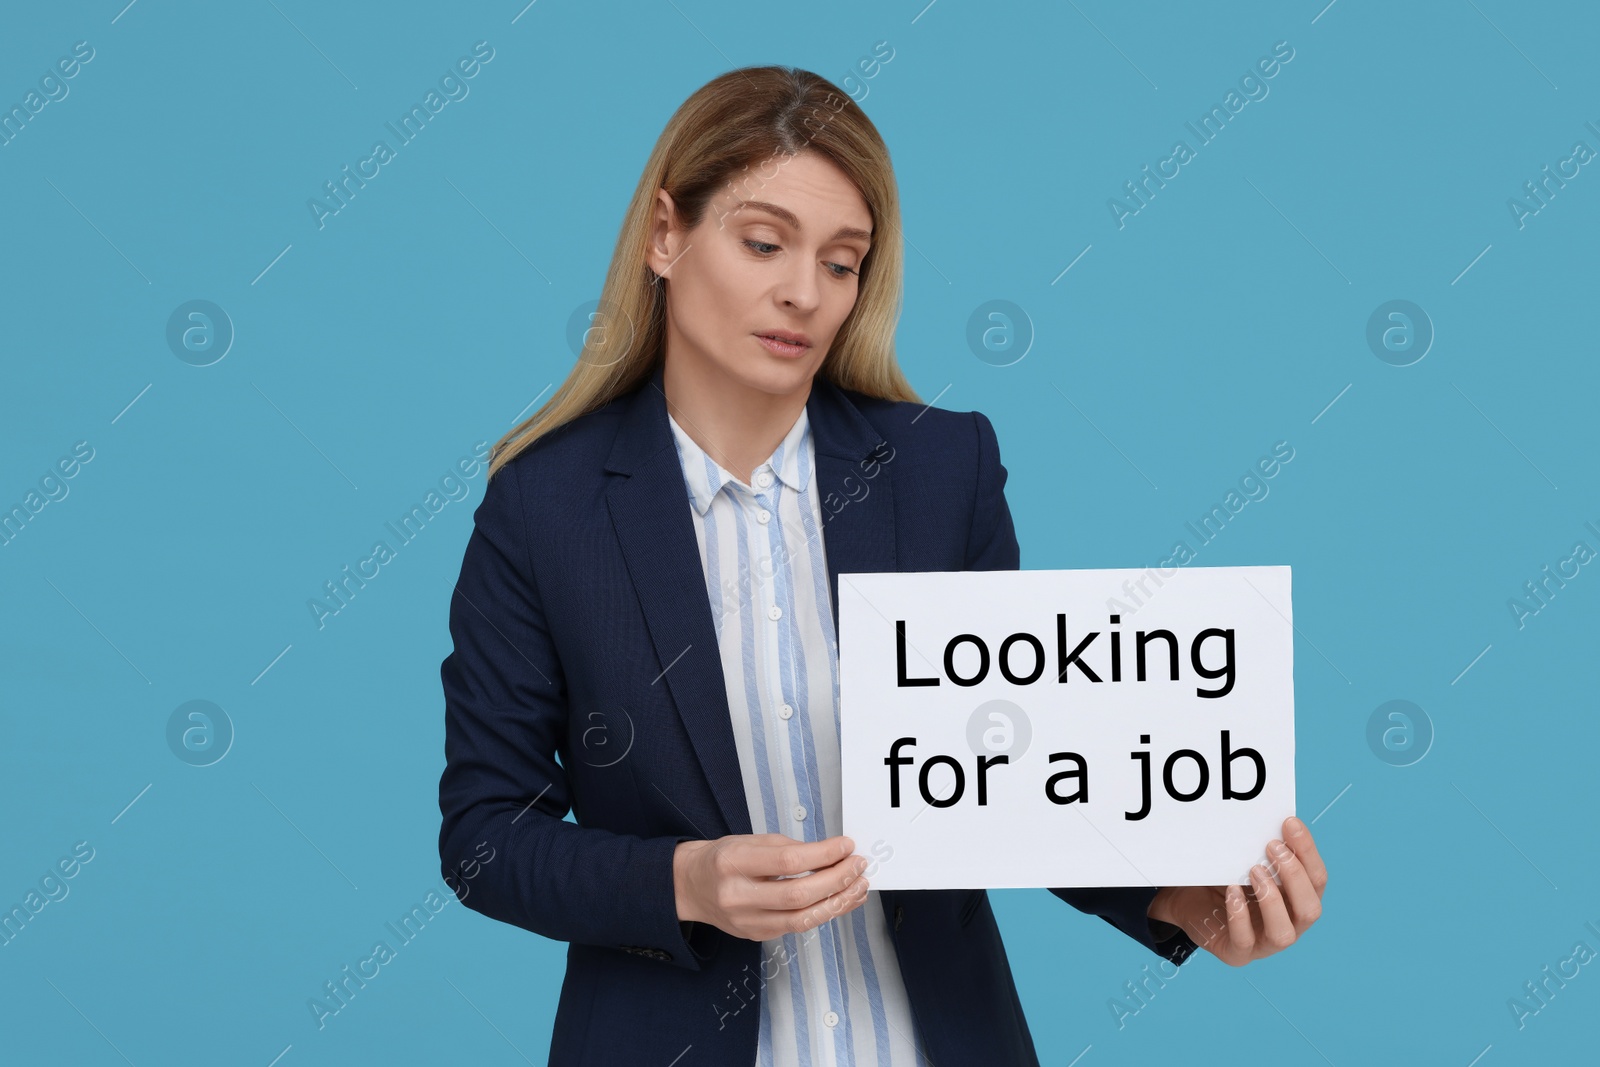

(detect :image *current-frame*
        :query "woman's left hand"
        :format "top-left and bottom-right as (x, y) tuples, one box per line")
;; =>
(1147, 815), (1327, 967)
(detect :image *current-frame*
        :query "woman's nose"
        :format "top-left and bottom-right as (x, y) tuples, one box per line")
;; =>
(776, 255), (821, 311)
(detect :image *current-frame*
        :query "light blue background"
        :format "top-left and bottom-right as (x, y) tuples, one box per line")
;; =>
(3, 1), (1596, 1063)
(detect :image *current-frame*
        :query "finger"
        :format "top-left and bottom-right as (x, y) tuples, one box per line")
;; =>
(1283, 816), (1328, 897)
(1250, 864), (1296, 953)
(793, 870), (870, 927)
(702, 835), (828, 903)
(772, 870), (871, 936)
(740, 834), (855, 879)
(1225, 883), (1255, 960)
(750, 852), (869, 916)
(1267, 838), (1322, 932)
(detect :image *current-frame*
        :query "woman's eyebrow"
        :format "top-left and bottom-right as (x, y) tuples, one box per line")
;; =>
(737, 199), (871, 243)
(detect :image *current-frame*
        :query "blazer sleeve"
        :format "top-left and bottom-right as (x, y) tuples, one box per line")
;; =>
(437, 458), (710, 970)
(965, 410), (1201, 967)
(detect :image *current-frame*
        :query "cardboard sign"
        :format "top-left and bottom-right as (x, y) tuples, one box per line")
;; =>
(839, 565), (1294, 889)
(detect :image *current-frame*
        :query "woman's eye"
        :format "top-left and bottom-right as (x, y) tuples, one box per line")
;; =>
(744, 239), (856, 279)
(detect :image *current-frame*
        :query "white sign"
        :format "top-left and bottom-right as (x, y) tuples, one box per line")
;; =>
(839, 565), (1295, 889)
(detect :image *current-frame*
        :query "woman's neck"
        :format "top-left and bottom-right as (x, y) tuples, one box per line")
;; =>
(660, 355), (811, 486)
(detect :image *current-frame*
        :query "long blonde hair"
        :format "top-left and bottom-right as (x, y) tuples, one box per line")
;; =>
(487, 65), (920, 480)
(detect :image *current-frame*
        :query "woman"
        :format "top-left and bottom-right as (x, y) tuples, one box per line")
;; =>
(438, 65), (1326, 1067)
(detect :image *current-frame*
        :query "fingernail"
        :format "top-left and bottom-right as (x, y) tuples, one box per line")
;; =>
(855, 858), (869, 874)
(1286, 816), (1304, 834)
(1269, 840), (1289, 858)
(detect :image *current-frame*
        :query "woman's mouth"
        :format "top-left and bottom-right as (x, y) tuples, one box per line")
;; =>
(755, 332), (811, 357)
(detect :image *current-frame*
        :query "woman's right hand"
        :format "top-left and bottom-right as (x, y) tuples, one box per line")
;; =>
(673, 833), (870, 941)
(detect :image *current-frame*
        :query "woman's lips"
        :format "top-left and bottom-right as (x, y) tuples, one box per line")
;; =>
(756, 334), (810, 357)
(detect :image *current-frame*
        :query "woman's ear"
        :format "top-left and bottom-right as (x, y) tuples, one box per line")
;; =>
(645, 188), (681, 280)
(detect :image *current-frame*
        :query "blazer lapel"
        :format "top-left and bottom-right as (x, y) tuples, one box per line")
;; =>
(605, 362), (897, 840)
(805, 372), (898, 640)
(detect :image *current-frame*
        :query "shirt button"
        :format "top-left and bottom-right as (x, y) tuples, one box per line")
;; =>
(768, 605), (782, 621)
(823, 1010), (839, 1028)
(794, 804), (807, 821)
(778, 703), (793, 720)
(757, 509), (771, 524)
(756, 470), (773, 488)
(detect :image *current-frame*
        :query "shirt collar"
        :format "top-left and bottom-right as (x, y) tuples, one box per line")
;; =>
(667, 405), (812, 515)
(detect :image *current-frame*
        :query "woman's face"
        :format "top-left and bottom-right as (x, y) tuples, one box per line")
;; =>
(646, 149), (873, 398)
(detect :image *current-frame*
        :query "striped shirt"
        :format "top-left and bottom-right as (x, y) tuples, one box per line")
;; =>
(667, 405), (932, 1067)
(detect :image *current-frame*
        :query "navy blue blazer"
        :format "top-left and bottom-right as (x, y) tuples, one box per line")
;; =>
(439, 361), (1198, 1065)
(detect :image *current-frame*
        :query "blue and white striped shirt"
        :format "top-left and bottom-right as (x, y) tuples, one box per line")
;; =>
(667, 405), (931, 1067)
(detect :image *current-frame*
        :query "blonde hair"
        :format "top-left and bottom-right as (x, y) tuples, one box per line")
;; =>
(487, 65), (920, 480)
